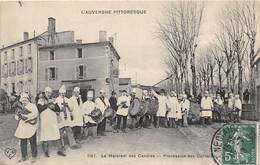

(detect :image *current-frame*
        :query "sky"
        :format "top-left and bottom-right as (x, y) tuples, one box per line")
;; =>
(0, 1), (259, 86)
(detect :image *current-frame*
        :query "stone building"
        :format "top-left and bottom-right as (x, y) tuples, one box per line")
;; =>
(0, 17), (120, 101)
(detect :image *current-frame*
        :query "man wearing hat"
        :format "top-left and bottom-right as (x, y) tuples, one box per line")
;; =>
(180, 94), (190, 127)
(228, 93), (235, 109)
(151, 88), (169, 128)
(55, 85), (80, 150)
(109, 91), (118, 129)
(68, 87), (84, 143)
(115, 90), (130, 133)
(37, 87), (66, 157)
(82, 91), (100, 138)
(200, 91), (214, 125)
(95, 89), (110, 136)
(138, 90), (152, 128)
(14, 93), (39, 163)
(129, 89), (140, 129)
(167, 91), (179, 128)
(233, 94), (242, 122)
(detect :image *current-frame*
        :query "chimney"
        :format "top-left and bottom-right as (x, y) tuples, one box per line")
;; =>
(108, 37), (114, 45)
(23, 32), (29, 41)
(76, 39), (82, 44)
(99, 30), (107, 42)
(48, 17), (56, 34)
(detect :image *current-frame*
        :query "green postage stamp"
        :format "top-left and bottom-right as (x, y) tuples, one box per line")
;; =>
(211, 123), (259, 165)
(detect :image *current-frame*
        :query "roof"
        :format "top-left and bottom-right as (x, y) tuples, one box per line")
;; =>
(0, 31), (48, 51)
(39, 41), (121, 60)
(119, 78), (131, 85)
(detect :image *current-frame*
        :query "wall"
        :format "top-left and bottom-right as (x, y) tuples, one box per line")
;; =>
(38, 42), (118, 98)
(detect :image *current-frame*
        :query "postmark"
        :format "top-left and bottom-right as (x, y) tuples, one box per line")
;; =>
(211, 124), (257, 165)
(4, 148), (16, 159)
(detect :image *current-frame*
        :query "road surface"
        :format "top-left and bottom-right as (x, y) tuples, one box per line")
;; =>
(0, 113), (223, 165)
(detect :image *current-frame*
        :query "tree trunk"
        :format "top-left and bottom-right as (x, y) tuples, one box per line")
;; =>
(191, 65), (197, 97)
(218, 66), (222, 88)
(226, 72), (230, 92)
(238, 65), (243, 99)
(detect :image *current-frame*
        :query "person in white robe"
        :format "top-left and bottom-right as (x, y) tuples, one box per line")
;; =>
(82, 91), (99, 138)
(15, 93), (39, 163)
(200, 91), (214, 125)
(180, 94), (190, 127)
(234, 94), (242, 122)
(68, 87), (84, 143)
(95, 89), (110, 136)
(115, 90), (130, 133)
(37, 87), (66, 157)
(151, 88), (169, 128)
(167, 91), (179, 128)
(55, 85), (80, 150)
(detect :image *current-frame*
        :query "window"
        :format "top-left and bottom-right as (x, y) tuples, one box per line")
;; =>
(77, 48), (82, 58)
(46, 67), (58, 80)
(76, 64), (86, 80)
(11, 49), (15, 59)
(25, 57), (32, 73)
(49, 50), (55, 60)
(2, 63), (8, 78)
(17, 59), (24, 75)
(9, 61), (16, 76)
(4, 51), (7, 61)
(19, 46), (23, 56)
(28, 44), (32, 54)
(17, 81), (24, 94)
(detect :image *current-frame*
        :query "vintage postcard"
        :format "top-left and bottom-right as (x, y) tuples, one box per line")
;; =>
(0, 1), (259, 165)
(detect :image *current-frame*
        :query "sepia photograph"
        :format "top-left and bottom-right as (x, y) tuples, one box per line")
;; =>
(0, 1), (259, 165)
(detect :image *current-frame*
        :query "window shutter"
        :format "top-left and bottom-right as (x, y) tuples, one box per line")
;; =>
(21, 60), (24, 74)
(25, 58), (28, 73)
(76, 65), (79, 80)
(16, 61), (19, 75)
(83, 64), (87, 79)
(45, 68), (48, 80)
(55, 67), (58, 80)
(8, 63), (11, 76)
(29, 58), (33, 73)
(13, 62), (16, 75)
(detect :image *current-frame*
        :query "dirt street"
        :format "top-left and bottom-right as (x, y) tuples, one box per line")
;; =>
(0, 113), (224, 165)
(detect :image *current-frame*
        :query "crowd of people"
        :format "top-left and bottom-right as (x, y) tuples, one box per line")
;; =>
(13, 85), (243, 163)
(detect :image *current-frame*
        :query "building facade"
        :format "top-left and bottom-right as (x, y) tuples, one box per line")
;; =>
(0, 33), (38, 97)
(38, 41), (120, 101)
(0, 17), (120, 101)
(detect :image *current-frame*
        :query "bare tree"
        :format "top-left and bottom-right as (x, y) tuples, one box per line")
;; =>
(224, 4), (250, 97)
(216, 25), (236, 92)
(236, 1), (258, 101)
(156, 1), (204, 95)
(210, 44), (225, 88)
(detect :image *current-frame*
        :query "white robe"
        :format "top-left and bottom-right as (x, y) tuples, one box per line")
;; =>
(82, 101), (96, 124)
(181, 99), (190, 114)
(55, 96), (72, 128)
(68, 96), (83, 127)
(95, 97), (110, 114)
(234, 99), (242, 117)
(167, 96), (179, 118)
(14, 103), (39, 139)
(38, 98), (60, 141)
(152, 90), (169, 117)
(116, 95), (130, 116)
(200, 97), (213, 118)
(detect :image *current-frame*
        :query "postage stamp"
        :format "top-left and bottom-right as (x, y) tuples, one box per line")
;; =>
(211, 124), (258, 165)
